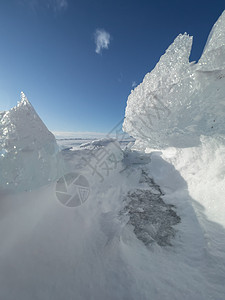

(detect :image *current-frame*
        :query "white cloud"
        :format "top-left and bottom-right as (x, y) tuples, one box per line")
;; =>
(94, 29), (111, 54)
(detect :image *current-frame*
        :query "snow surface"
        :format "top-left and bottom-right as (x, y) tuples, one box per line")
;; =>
(0, 10), (225, 300)
(0, 138), (225, 300)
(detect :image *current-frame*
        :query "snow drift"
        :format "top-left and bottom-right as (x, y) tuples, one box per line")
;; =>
(0, 92), (62, 193)
(123, 11), (225, 149)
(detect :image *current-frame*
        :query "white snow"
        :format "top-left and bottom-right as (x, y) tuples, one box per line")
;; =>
(53, 131), (107, 140)
(0, 139), (225, 300)
(158, 136), (225, 226)
(0, 10), (225, 300)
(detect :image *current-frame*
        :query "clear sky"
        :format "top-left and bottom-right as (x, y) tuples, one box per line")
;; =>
(0, 0), (224, 133)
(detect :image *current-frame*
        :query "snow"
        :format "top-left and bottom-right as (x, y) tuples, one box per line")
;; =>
(0, 139), (225, 299)
(0, 92), (63, 193)
(157, 135), (225, 227)
(53, 131), (107, 140)
(0, 10), (225, 300)
(54, 133), (133, 151)
(80, 137), (117, 148)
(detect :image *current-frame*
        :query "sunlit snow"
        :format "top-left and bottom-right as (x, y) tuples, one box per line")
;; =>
(0, 10), (225, 300)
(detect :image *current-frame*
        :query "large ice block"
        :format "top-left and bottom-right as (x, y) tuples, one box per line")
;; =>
(123, 11), (225, 149)
(0, 92), (62, 192)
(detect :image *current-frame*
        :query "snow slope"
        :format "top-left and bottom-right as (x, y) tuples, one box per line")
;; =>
(0, 141), (225, 300)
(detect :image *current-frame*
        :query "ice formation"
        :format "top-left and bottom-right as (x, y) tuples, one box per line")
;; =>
(123, 11), (225, 149)
(0, 92), (62, 193)
(0, 11), (225, 300)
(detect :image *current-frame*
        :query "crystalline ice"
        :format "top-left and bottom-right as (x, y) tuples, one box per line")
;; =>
(0, 92), (63, 192)
(123, 11), (225, 149)
(198, 11), (225, 71)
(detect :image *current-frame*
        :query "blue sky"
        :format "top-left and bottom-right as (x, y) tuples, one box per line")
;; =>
(0, 0), (224, 133)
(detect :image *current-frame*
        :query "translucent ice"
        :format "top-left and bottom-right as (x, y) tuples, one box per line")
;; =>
(198, 10), (225, 71)
(123, 11), (225, 149)
(0, 92), (62, 192)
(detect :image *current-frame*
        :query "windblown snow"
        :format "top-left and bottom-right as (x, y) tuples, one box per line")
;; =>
(0, 10), (225, 300)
